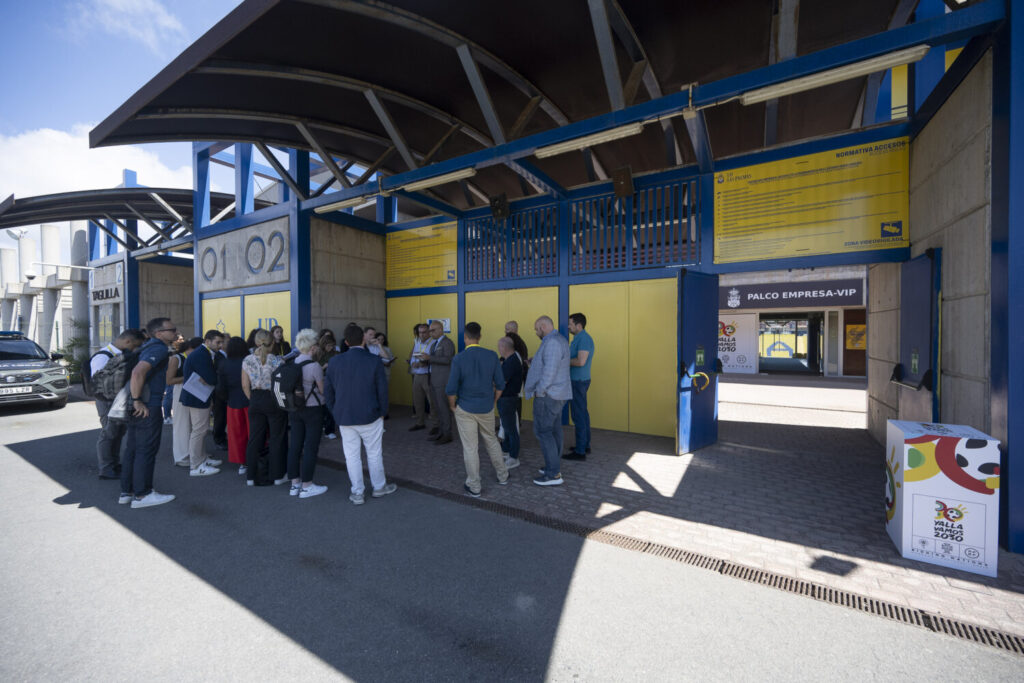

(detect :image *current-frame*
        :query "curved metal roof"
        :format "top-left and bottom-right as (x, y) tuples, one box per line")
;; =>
(0, 187), (244, 232)
(90, 0), (908, 210)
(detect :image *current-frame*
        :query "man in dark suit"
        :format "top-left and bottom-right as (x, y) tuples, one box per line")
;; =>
(324, 324), (397, 506)
(179, 329), (224, 477)
(420, 319), (456, 444)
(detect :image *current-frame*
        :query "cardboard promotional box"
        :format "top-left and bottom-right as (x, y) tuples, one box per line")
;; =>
(885, 420), (1001, 577)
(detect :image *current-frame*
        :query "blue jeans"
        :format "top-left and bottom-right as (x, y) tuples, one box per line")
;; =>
(121, 409), (163, 497)
(569, 379), (591, 454)
(162, 386), (174, 420)
(532, 396), (565, 478)
(497, 396), (520, 460)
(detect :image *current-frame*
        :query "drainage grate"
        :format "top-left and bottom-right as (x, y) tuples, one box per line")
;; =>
(321, 460), (1024, 656)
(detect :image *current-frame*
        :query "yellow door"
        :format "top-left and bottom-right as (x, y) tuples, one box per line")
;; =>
(201, 296), (241, 339)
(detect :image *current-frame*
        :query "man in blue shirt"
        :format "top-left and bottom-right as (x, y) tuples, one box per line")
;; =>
(523, 315), (572, 486)
(446, 322), (508, 497)
(565, 312), (595, 461)
(121, 317), (179, 509)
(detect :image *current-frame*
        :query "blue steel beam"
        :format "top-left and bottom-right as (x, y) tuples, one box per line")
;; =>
(300, 0), (1003, 213)
(588, 0), (625, 111)
(192, 142), (211, 230)
(506, 159), (566, 198)
(234, 143), (255, 216)
(456, 43), (506, 144)
(255, 141), (308, 201)
(211, 149), (279, 181)
(683, 110), (714, 174)
(390, 189), (463, 218)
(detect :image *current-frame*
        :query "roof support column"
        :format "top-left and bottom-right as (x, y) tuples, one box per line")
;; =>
(456, 43), (506, 144)
(235, 143), (255, 216)
(365, 90), (418, 171)
(588, 0), (625, 112)
(193, 142), (211, 230)
(764, 0), (799, 147)
(289, 149), (311, 202)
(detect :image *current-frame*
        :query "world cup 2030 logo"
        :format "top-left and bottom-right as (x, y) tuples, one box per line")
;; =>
(935, 500), (967, 523)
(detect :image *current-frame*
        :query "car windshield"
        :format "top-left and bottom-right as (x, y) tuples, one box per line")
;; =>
(0, 339), (48, 361)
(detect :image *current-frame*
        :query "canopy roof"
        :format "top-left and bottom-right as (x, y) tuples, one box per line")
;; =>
(90, 0), (947, 211)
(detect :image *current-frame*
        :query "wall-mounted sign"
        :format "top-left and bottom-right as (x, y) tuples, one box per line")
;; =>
(427, 317), (451, 334)
(386, 222), (457, 290)
(719, 279), (863, 310)
(201, 296), (241, 338)
(845, 324), (867, 350)
(244, 291), (291, 343)
(91, 287), (121, 302)
(713, 138), (910, 264)
(197, 218), (290, 293)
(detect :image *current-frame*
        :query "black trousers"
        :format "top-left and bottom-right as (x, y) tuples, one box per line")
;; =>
(245, 390), (287, 483)
(288, 405), (324, 482)
(213, 394), (228, 446)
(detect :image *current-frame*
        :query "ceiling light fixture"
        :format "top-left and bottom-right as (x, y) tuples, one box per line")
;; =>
(533, 122), (646, 159)
(313, 195), (374, 214)
(398, 167), (477, 193)
(739, 45), (931, 105)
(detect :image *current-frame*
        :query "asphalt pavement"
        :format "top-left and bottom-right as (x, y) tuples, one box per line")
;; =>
(0, 399), (1021, 681)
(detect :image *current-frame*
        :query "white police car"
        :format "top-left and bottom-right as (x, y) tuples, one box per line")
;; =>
(0, 331), (70, 409)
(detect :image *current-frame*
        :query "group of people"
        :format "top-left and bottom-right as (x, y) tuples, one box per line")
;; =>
(91, 311), (594, 508)
(92, 319), (398, 508)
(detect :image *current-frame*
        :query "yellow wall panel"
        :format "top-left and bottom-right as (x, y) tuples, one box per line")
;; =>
(628, 279), (677, 437)
(386, 293), (457, 405)
(569, 282), (629, 433)
(465, 290), (508, 353)
(201, 296), (241, 339)
(508, 287), (558, 360)
(243, 291), (291, 343)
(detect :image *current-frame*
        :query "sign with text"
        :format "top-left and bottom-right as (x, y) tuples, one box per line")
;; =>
(201, 296), (241, 338)
(243, 291), (291, 344)
(713, 138), (910, 264)
(386, 222), (457, 290)
(886, 420), (1001, 577)
(719, 279), (863, 310)
(197, 218), (290, 293)
(718, 314), (757, 374)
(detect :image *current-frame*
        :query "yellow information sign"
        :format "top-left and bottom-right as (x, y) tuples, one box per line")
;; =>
(714, 138), (910, 264)
(845, 324), (867, 350)
(386, 222), (457, 290)
(201, 296), (241, 338)
(244, 291), (291, 343)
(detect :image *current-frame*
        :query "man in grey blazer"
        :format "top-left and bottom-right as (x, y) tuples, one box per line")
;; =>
(420, 319), (456, 444)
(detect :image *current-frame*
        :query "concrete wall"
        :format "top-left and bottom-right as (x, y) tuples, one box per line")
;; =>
(867, 52), (993, 442)
(310, 218), (386, 337)
(867, 262), (900, 443)
(139, 262), (195, 338)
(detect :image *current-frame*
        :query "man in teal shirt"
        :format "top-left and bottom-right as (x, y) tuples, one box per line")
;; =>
(565, 313), (594, 460)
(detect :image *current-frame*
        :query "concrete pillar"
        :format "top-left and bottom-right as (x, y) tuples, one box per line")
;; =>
(0, 247), (17, 329)
(17, 236), (38, 338)
(18, 293), (37, 337)
(40, 224), (60, 277)
(70, 223), (90, 356)
(39, 288), (59, 352)
(18, 236), (36, 281)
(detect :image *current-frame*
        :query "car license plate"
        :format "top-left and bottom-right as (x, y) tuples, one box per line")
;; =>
(0, 386), (31, 395)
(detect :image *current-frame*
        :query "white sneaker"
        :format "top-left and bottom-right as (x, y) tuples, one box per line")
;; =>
(289, 483), (301, 496)
(238, 465), (247, 475)
(131, 491), (175, 508)
(325, 433), (337, 440)
(349, 492), (365, 505)
(299, 483), (328, 499)
(204, 457), (223, 467)
(273, 476), (291, 486)
(163, 417), (173, 425)
(246, 480), (254, 487)
(504, 457), (520, 469)
(174, 460), (190, 468)
(190, 464), (220, 477)
(118, 493), (132, 505)
(372, 482), (398, 498)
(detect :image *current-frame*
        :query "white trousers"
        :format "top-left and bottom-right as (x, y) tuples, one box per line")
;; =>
(339, 418), (386, 495)
(185, 405), (211, 468)
(171, 384), (190, 464)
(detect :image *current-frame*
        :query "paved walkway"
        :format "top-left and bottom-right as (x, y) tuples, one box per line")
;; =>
(313, 383), (1024, 638)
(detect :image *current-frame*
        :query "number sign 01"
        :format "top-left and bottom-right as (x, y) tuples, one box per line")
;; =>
(197, 220), (290, 292)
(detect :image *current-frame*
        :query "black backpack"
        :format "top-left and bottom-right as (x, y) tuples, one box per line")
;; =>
(271, 358), (315, 412)
(81, 349), (113, 397)
(89, 350), (139, 401)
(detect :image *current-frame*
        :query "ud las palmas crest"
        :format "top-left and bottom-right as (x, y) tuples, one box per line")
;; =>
(727, 288), (741, 308)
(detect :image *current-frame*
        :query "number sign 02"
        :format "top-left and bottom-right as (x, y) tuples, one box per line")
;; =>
(197, 218), (290, 292)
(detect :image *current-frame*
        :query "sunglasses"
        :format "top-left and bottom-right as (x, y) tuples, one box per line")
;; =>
(156, 327), (177, 333)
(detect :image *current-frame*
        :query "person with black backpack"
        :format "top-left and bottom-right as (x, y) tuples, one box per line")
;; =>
(280, 328), (327, 499)
(86, 329), (145, 479)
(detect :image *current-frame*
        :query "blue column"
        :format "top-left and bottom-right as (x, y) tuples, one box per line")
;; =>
(290, 198), (312, 334)
(192, 142), (211, 230)
(993, 4), (1024, 550)
(456, 216), (466, 350)
(287, 149), (310, 203)
(104, 219), (117, 256)
(125, 255), (139, 329)
(235, 143), (255, 216)
(376, 195), (396, 224)
(88, 221), (101, 261)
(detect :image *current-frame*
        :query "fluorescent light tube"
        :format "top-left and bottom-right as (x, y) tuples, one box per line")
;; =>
(534, 122), (646, 158)
(398, 167), (477, 193)
(740, 45), (931, 105)
(314, 196), (372, 213)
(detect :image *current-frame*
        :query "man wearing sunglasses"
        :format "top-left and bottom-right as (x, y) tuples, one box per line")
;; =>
(120, 317), (179, 509)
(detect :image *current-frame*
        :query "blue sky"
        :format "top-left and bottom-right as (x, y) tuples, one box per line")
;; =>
(0, 0), (242, 253)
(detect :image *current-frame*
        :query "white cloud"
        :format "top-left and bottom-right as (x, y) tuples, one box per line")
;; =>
(0, 123), (194, 198)
(69, 0), (187, 58)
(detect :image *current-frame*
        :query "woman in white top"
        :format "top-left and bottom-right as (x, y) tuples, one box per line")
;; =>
(240, 329), (286, 486)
